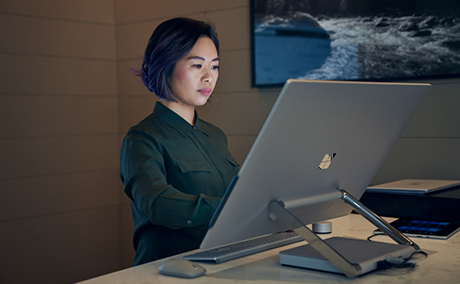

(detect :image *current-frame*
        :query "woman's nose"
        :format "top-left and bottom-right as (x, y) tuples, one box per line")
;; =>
(202, 69), (213, 83)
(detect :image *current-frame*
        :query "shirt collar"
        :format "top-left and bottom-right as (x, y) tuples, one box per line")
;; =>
(152, 102), (208, 137)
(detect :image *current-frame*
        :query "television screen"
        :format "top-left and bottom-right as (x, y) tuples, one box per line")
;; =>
(251, 0), (460, 87)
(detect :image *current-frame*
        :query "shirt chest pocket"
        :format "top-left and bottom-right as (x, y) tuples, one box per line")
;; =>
(176, 160), (213, 174)
(225, 155), (240, 168)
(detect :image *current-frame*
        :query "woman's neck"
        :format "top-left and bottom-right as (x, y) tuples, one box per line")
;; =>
(160, 100), (196, 125)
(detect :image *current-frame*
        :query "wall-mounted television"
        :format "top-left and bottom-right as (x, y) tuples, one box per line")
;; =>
(251, 0), (460, 88)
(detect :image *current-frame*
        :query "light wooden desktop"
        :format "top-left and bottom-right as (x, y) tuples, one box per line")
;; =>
(78, 214), (460, 284)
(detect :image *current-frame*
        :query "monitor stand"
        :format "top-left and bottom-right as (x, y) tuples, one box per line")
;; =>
(268, 188), (420, 278)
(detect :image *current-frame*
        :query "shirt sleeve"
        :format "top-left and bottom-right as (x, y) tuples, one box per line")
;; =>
(120, 130), (222, 229)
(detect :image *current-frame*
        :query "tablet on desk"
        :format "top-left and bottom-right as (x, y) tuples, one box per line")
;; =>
(374, 218), (460, 240)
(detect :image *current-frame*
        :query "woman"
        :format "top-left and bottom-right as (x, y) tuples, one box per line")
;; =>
(119, 17), (240, 266)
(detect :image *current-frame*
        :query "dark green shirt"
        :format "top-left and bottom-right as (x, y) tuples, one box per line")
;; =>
(119, 102), (239, 265)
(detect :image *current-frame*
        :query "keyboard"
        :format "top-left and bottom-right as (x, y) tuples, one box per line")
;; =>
(183, 232), (303, 263)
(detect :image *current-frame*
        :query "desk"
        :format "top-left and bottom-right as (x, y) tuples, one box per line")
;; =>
(77, 214), (460, 284)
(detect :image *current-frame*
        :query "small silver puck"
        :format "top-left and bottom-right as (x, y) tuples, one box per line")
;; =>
(312, 221), (332, 234)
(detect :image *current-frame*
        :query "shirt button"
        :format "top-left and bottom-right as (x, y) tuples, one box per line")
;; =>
(192, 126), (197, 130)
(187, 220), (192, 225)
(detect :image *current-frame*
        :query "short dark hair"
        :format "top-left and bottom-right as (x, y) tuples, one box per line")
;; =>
(134, 17), (219, 101)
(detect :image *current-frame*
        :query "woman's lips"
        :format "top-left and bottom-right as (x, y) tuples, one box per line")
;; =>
(198, 88), (212, 96)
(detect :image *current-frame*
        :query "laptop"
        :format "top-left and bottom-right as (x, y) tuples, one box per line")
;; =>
(367, 179), (460, 195)
(200, 79), (431, 277)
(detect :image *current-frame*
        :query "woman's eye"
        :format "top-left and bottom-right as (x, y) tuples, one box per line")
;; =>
(212, 65), (220, 70)
(192, 64), (202, 68)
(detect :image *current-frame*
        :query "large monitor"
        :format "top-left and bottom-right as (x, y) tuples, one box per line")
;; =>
(201, 79), (431, 251)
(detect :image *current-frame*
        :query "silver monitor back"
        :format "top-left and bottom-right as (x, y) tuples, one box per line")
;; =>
(201, 79), (431, 250)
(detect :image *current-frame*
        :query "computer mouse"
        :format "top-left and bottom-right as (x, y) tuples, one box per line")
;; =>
(158, 258), (206, 278)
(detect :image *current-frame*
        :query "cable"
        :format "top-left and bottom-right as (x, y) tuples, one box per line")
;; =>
(377, 250), (428, 271)
(366, 233), (428, 271)
(367, 233), (382, 241)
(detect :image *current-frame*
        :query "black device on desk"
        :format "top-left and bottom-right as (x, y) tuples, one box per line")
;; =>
(365, 179), (460, 239)
(361, 182), (460, 223)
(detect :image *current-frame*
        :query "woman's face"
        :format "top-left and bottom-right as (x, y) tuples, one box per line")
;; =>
(168, 36), (219, 110)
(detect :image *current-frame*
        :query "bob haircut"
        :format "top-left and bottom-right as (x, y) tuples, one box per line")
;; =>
(135, 17), (219, 101)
